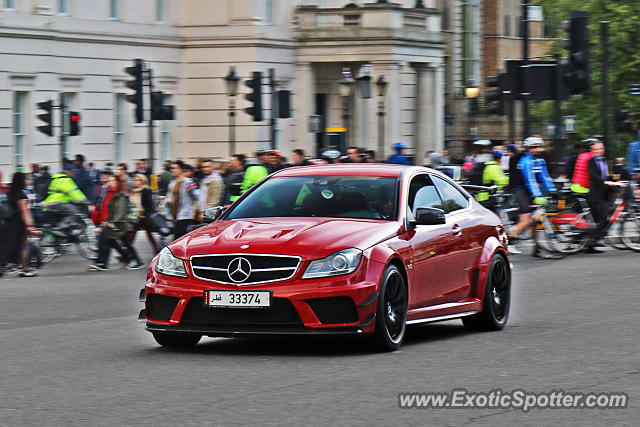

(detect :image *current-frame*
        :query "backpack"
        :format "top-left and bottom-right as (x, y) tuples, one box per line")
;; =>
(467, 162), (486, 186)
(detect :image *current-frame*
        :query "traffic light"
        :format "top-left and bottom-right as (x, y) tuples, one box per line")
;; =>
(485, 74), (505, 115)
(37, 100), (54, 136)
(560, 11), (589, 95)
(245, 71), (263, 121)
(614, 110), (631, 133)
(150, 91), (175, 121)
(68, 111), (81, 136)
(278, 90), (291, 119)
(125, 58), (144, 123)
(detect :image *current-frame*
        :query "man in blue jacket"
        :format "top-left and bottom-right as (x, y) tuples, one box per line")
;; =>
(626, 129), (640, 179)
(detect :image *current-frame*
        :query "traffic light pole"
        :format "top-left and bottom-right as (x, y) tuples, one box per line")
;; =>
(269, 68), (278, 150)
(59, 93), (66, 166)
(147, 67), (155, 172)
(522, 1), (530, 140)
(554, 55), (563, 164)
(601, 21), (612, 160)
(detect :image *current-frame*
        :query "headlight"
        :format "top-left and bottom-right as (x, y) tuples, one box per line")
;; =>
(155, 248), (187, 278)
(302, 248), (362, 279)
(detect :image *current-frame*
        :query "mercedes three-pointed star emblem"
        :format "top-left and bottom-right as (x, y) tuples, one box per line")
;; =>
(227, 257), (252, 283)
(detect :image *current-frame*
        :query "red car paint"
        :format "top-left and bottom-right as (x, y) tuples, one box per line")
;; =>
(143, 164), (509, 337)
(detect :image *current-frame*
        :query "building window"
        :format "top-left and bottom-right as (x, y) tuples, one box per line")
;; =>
(160, 118), (171, 162)
(4, 0), (15, 10)
(504, 15), (511, 36)
(265, 0), (273, 25)
(114, 95), (124, 163)
(156, 0), (164, 23)
(109, 0), (118, 20)
(59, 0), (67, 14)
(12, 92), (26, 169)
(460, 0), (480, 92)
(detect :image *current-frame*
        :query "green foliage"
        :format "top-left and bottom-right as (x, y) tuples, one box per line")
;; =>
(532, 0), (640, 155)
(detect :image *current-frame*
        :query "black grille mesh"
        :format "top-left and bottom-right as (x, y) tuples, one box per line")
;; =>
(147, 294), (180, 321)
(190, 254), (299, 284)
(306, 297), (359, 324)
(181, 297), (303, 327)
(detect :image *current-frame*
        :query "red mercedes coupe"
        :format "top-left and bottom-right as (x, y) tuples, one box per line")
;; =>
(140, 164), (511, 351)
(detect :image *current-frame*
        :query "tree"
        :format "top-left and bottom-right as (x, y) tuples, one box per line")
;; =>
(532, 0), (640, 155)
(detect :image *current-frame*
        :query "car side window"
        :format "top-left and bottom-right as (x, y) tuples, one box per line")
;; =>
(407, 174), (444, 216)
(431, 176), (469, 213)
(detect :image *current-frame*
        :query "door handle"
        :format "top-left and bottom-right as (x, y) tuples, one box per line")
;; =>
(451, 224), (462, 236)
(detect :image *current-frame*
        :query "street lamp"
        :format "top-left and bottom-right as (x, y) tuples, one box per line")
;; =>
(356, 65), (372, 99)
(376, 75), (388, 162)
(224, 66), (240, 157)
(338, 67), (355, 146)
(465, 80), (479, 144)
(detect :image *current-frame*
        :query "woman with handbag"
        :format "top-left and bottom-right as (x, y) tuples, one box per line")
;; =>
(129, 174), (160, 254)
(89, 175), (143, 271)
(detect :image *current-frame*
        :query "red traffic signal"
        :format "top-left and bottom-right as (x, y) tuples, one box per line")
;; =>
(68, 111), (81, 136)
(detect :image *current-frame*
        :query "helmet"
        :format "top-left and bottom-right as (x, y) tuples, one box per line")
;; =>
(473, 139), (492, 147)
(392, 142), (406, 150)
(491, 150), (504, 159)
(523, 136), (544, 148)
(321, 149), (341, 159)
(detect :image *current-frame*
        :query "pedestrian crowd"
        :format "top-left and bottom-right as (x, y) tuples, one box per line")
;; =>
(2, 134), (639, 275)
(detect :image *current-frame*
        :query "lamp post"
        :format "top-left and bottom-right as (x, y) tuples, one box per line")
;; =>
(224, 66), (240, 157)
(376, 75), (388, 161)
(465, 80), (479, 145)
(338, 67), (355, 147)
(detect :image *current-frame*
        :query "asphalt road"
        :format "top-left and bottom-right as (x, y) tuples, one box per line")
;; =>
(1, 244), (638, 426)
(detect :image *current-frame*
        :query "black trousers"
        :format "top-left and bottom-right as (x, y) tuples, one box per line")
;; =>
(587, 191), (611, 242)
(173, 219), (194, 240)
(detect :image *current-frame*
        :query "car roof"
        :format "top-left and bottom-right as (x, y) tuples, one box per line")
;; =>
(273, 163), (420, 178)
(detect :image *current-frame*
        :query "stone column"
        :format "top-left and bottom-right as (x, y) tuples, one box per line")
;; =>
(432, 64), (445, 152)
(294, 62), (315, 155)
(414, 63), (431, 167)
(372, 61), (402, 161)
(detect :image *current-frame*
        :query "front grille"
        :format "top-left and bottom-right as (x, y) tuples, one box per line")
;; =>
(147, 294), (180, 321)
(180, 297), (303, 328)
(306, 297), (359, 324)
(190, 254), (301, 285)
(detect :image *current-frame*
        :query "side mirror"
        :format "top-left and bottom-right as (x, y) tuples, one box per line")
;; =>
(414, 207), (446, 225)
(203, 206), (224, 223)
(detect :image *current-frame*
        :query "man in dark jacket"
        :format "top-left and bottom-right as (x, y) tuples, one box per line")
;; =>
(585, 141), (620, 252)
(73, 154), (95, 202)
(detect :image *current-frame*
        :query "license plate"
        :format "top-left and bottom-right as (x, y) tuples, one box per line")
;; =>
(204, 290), (272, 308)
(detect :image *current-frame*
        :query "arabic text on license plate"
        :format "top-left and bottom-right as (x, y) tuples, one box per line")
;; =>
(204, 290), (271, 308)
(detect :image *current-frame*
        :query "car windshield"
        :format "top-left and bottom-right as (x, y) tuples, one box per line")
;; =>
(226, 176), (398, 221)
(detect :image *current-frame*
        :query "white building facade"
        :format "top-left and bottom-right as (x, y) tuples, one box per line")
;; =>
(0, 0), (446, 177)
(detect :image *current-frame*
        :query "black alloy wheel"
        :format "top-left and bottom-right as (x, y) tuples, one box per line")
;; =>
(463, 254), (510, 331)
(372, 265), (407, 351)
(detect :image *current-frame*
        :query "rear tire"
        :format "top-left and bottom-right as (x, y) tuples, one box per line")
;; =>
(463, 254), (510, 331)
(620, 208), (640, 252)
(371, 265), (407, 352)
(152, 331), (202, 348)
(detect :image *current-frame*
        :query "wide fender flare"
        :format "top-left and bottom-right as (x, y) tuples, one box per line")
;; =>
(364, 243), (411, 293)
(476, 236), (510, 299)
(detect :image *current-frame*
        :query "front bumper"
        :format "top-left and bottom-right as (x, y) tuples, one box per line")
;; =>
(140, 257), (384, 337)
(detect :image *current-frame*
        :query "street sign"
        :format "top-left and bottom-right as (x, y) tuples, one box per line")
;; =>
(563, 115), (576, 133)
(528, 5), (544, 22)
(628, 84), (640, 95)
(545, 123), (556, 136)
(308, 115), (321, 133)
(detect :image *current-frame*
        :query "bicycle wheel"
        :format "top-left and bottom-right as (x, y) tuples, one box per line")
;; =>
(605, 219), (628, 250)
(76, 225), (98, 260)
(534, 216), (566, 257)
(620, 208), (640, 252)
(34, 231), (59, 264)
(547, 211), (589, 254)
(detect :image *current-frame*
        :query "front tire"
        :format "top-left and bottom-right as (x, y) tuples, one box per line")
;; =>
(371, 265), (407, 351)
(463, 254), (510, 331)
(152, 331), (202, 348)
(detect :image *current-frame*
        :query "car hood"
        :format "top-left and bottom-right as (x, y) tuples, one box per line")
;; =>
(169, 217), (400, 261)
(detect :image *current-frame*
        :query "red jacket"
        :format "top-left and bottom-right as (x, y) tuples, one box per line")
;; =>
(92, 188), (116, 224)
(571, 152), (594, 188)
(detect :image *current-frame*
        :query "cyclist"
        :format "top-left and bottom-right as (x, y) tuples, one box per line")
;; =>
(507, 136), (556, 255)
(41, 163), (89, 234)
(475, 150), (509, 210)
(627, 129), (640, 180)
